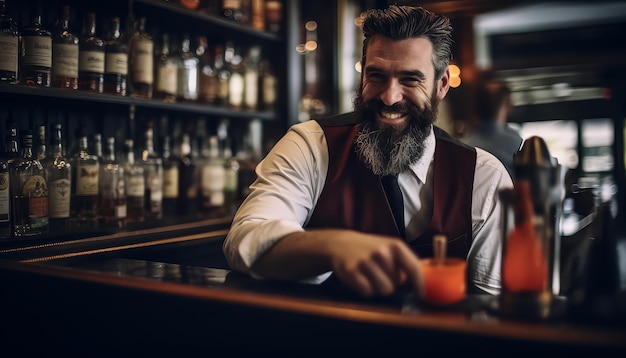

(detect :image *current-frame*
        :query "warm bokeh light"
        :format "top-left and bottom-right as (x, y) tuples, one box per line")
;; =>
(305, 40), (318, 52)
(450, 76), (461, 88)
(355, 61), (362, 73)
(449, 64), (461, 77)
(305, 21), (318, 31)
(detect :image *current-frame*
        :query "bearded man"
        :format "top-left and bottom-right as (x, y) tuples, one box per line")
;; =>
(223, 5), (512, 297)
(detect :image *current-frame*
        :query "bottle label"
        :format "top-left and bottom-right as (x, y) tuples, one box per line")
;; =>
(105, 53), (128, 75)
(115, 204), (127, 219)
(163, 166), (179, 198)
(179, 60), (199, 100)
(79, 50), (105, 73)
(0, 173), (9, 216)
(21, 175), (48, 217)
(157, 61), (177, 94)
(75, 163), (99, 195)
(244, 70), (259, 109)
(263, 73), (277, 104)
(224, 169), (238, 191)
(132, 40), (154, 84)
(228, 72), (244, 107)
(0, 33), (18, 73)
(126, 175), (145, 197)
(22, 36), (52, 67)
(48, 178), (71, 218)
(52, 43), (79, 77)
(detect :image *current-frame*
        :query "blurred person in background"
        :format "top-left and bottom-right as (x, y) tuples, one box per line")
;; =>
(461, 76), (523, 179)
(224, 5), (512, 298)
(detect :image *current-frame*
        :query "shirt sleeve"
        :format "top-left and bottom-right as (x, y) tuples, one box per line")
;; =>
(467, 147), (514, 295)
(223, 120), (329, 282)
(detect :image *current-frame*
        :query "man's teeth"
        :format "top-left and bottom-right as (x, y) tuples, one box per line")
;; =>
(381, 111), (403, 119)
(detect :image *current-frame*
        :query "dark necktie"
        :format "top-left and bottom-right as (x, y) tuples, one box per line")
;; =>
(381, 175), (405, 238)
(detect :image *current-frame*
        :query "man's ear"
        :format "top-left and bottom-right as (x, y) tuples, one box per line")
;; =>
(437, 67), (451, 100)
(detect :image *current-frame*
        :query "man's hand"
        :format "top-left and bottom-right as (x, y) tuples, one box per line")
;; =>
(251, 229), (424, 297)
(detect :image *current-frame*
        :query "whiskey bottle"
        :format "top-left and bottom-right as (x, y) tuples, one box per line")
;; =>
(79, 13), (105, 93)
(225, 42), (244, 110)
(250, 0), (265, 31)
(121, 139), (145, 224)
(177, 33), (199, 102)
(103, 17), (128, 96)
(20, 2), (52, 87)
(51, 5), (79, 90)
(0, 155), (9, 238)
(222, 138), (240, 215)
(265, 0), (282, 33)
(0, 0), (19, 84)
(4, 124), (19, 163)
(196, 35), (217, 104)
(199, 135), (225, 212)
(128, 17), (154, 99)
(36, 125), (46, 161)
(222, 0), (243, 21)
(177, 133), (197, 216)
(99, 136), (126, 228)
(214, 44), (229, 107)
(154, 33), (177, 103)
(10, 130), (49, 236)
(70, 136), (100, 230)
(243, 45), (261, 111)
(140, 125), (163, 220)
(161, 135), (179, 217)
(259, 59), (277, 111)
(43, 123), (71, 232)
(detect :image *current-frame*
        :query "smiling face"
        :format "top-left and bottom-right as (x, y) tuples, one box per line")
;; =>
(353, 35), (451, 176)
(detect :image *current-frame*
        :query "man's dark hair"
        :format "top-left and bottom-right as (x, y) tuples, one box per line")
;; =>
(360, 5), (453, 81)
(474, 79), (512, 122)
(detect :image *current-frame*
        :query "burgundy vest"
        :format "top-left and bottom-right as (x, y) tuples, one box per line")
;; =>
(306, 113), (477, 259)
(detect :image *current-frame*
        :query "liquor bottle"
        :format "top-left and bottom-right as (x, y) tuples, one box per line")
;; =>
(103, 17), (128, 96)
(121, 139), (145, 224)
(99, 136), (126, 228)
(222, 138), (240, 215)
(70, 135), (100, 230)
(10, 130), (49, 236)
(20, 2), (52, 87)
(0, 155), (9, 238)
(140, 125), (163, 220)
(225, 41), (244, 110)
(128, 17), (154, 99)
(249, 0), (264, 31)
(196, 35), (217, 104)
(4, 124), (19, 163)
(51, 5), (79, 90)
(259, 59), (277, 111)
(222, 0), (243, 21)
(177, 33), (199, 102)
(179, 0), (200, 10)
(0, 124), (19, 238)
(265, 0), (282, 33)
(78, 13), (105, 93)
(177, 133), (197, 216)
(92, 133), (103, 163)
(0, 0), (20, 84)
(43, 123), (71, 232)
(199, 135), (225, 212)
(36, 125), (46, 161)
(154, 32), (177, 103)
(243, 45), (261, 111)
(161, 135), (179, 217)
(214, 44), (229, 107)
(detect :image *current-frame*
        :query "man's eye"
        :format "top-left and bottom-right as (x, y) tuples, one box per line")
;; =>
(367, 73), (385, 81)
(402, 78), (421, 86)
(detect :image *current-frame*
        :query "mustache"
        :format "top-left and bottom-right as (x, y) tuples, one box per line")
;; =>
(362, 99), (411, 114)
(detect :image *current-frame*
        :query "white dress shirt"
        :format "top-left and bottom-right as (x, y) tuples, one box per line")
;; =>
(224, 119), (513, 295)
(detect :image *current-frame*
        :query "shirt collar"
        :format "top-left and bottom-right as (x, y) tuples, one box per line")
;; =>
(408, 125), (435, 184)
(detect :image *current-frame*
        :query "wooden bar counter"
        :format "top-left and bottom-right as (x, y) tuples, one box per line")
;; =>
(1, 221), (625, 356)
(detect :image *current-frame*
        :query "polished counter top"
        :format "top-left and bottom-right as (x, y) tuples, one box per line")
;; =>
(2, 253), (625, 355)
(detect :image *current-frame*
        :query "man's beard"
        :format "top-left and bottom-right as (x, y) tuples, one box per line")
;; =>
(353, 91), (439, 176)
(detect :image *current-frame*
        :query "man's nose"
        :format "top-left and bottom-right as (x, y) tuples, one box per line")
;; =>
(379, 80), (403, 106)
